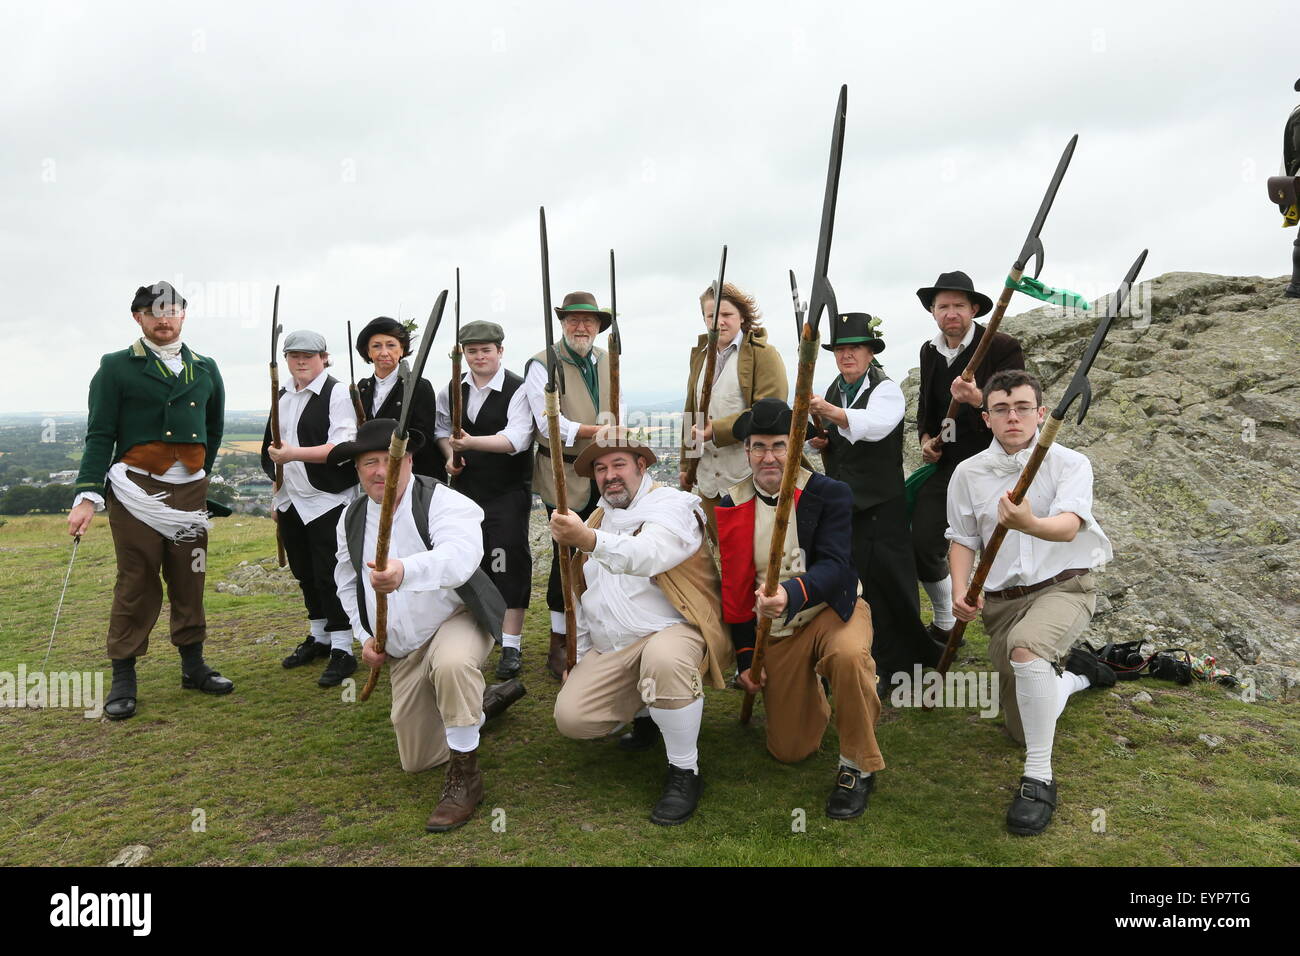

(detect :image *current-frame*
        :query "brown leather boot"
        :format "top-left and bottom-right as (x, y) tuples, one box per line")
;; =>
(425, 749), (484, 833)
(546, 631), (567, 680)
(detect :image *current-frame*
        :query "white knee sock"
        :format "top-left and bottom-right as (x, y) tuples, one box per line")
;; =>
(650, 698), (703, 774)
(445, 712), (486, 754)
(1056, 671), (1090, 719)
(550, 611), (566, 633)
(502, 632), (522, 651)
(923, 580), (955, 630)
(1012, 658), (1058, 783)
(839, 754), (872, 778)
(309, 618), (328, 642)
(329, 631), (353, 653)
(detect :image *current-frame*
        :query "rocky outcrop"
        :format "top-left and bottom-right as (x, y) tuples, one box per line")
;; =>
(901, 272), (1300, 698)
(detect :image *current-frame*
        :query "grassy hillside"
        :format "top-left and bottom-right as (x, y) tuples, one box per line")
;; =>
(0, 514), (1295, 866)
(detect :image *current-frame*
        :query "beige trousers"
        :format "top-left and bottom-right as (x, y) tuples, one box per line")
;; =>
(388, 608), (493, 772)
(553, 623), (706, 739)
(981, 573), (1098, 744)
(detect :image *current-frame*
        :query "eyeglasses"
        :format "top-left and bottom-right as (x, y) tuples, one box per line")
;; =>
(986, 403), (1039, 419)
(747, 441), (788, 458)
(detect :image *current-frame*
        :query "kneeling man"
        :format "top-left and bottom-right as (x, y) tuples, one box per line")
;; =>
(332, 419), (525, 833)
(716, 398), (884, 819)
(946, 370), (1115, 836)
(549, 427), (732, 826)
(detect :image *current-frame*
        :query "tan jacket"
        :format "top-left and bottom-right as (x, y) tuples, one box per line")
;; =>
(682, 326), (788, 455)
(529, 346), (611, 512)
(571, 491), (733, 690)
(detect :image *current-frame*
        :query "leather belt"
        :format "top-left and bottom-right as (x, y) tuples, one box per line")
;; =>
(985, 567), (1089, 601)
(536, 445), (579, 464)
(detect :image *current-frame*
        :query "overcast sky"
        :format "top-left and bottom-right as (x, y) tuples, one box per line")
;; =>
(2, 0), (1294, 416)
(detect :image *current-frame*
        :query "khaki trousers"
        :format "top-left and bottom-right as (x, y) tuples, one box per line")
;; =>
(554, 623), (705, 739)
(388, 608), (493, 772)
(106, 472), (209, 660)
(981, 573), (1098, 744)
(761, 600), (885, 772)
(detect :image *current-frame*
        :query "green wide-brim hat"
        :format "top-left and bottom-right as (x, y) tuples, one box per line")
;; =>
(822, 311), (885, 353)
(554, 291), (612, 332)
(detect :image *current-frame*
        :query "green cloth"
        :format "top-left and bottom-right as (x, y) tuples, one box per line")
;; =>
(562, 341), (601, 411)
(1005, 275), (1090, 311)
(75, 339), (225, 493)
(904, 462), (937, 518)
(834, 372), (865, 408)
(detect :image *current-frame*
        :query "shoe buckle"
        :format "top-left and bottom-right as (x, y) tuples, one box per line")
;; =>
(837, 770), (859, 790)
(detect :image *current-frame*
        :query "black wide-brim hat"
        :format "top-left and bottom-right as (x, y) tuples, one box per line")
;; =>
(355, 317), (408, 361)
(555, 291), (612, 332)
(326, 417), (425, 467)
(733, 397), (794, 440)
(916, 271), (993, 317)
(822, 312), (885, 353)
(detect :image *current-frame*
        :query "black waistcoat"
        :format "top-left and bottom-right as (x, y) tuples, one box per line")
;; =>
(456, 369), (532, 502)
(820, 366), (905, 512)
(259, 376), (358, 494)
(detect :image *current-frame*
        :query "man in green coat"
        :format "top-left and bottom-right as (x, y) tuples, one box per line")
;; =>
(67, 281), (234, 720)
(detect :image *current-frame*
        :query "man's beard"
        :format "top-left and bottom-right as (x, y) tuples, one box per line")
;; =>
(600, 478), (633, 509)
(563, 333), (593, 356)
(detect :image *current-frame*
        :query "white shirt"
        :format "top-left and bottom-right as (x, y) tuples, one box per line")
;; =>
(931, 323), (976, 366)
(523, 353), (598, 447)
(945, 432), (1113, 592)
(576, 479), (703, 658)
(434, 366), (535, 453)
(334, 478), (485, 659)
(370, 368), (399, 413)
(273, 369), (357, 522)
(832, 376), (905, 444)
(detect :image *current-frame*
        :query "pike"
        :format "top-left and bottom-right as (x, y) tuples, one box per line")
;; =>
(540, 207), (579, 672)
(934, 249), (1148, 678)
(926, 135), (1083, 462)
(790, 269), (826, 441)
(268, 285), (286, 568)
(359, 290), (449, 703)
(681, 245), (728, 490)
(449, 267), (464, 485)
(607, 249), (621, 428)
(742, 84), (847, 725)
(347, 320), (366, 426)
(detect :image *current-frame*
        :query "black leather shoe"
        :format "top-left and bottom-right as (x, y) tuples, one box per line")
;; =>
(317, 649), (357, 687)
(650, 765), (702, 826)
(181, 667), (234, 695)
(282, 637), (331, 669)
(482, 678), (527, 720)
(1006, 776), (1057, 836)
(494, 646), (522, 680)
(928, 622), (964, 650)
(825, 766), (875, 820)
(105, 697), (137, 720)
(617, 715), (661, 752)
(1064, 646), (1117, 688)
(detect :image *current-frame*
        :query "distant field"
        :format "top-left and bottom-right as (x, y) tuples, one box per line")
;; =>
(222, 440), (264, 454)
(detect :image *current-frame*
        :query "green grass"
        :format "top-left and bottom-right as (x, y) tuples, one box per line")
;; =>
(1, 515), (1296, 866)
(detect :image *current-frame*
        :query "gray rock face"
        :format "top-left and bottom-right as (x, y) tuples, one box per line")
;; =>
(900, 272), (1299, 699)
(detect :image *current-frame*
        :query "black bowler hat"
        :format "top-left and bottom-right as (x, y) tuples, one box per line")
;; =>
(823, 312), (886, 353)
(355, 317), (411, 362)
(916, 271), (993, 317)
(733, 397), (793, 440)
(131, 281), (186, 314)
(326, 417), (425, 466)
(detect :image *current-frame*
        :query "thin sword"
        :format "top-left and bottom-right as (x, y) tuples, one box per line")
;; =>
(42, 534), (81, 668)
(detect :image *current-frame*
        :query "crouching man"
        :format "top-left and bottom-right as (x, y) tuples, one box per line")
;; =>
(946, 370), (1116, 837)
(549, 427), (732, 826)
(716, 398), (885, 820)
(331, 419), (525, 833)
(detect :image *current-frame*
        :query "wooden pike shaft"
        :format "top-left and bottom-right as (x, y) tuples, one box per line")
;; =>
(545, 389), (579, 672)
(269, 364), (286, 568)
(683, 324), (720, 490)
(740, 326), (820, 724)
(359, 432), (409, 702)
(934, 413), (1063, 677)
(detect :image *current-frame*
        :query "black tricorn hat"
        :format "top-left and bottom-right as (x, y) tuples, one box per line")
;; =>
(326, 417), (425, 466)
(916, 271), (993, 317)
(733, 397), (793, 440)
(823, 312), (886, 353)
(131, 281), (186, 314)
(555, 291), (612, 332)
(355, 316), (410, 362)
